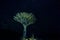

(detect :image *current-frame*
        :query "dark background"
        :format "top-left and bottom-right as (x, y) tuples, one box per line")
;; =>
(0, 0), (59, 40)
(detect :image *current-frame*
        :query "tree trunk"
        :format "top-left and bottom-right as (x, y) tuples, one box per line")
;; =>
(22, 25), (27, 40)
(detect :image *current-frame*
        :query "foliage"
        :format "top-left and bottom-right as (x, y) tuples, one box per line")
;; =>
(13, 12), (36, 27)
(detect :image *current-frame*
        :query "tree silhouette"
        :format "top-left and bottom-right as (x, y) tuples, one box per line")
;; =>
(13, 12), (36, 40)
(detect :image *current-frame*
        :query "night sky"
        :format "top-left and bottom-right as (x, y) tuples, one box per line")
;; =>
(0, 0), (59, 40)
